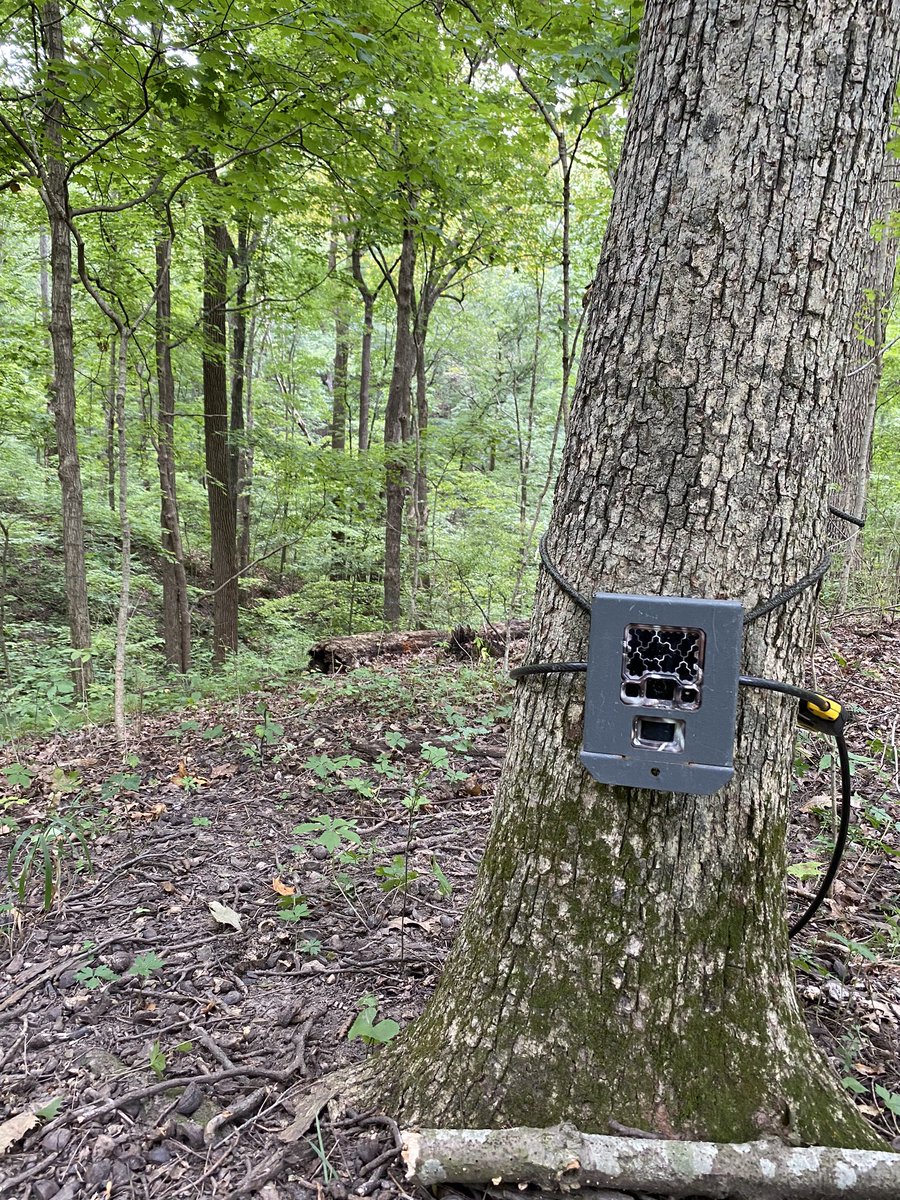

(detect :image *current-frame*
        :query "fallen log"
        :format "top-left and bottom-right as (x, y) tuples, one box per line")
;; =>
(308, 620), (530, 673)
(401, 1124), (900, 1199)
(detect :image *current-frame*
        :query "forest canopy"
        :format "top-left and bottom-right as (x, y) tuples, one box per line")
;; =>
(0, 0), (896, 741)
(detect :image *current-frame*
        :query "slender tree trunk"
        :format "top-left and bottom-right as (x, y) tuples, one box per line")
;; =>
(229, 222), (250, 519)
(330, 230), (350, 453)
(352, 243), (376, 453)
(38, 230), (52, 467)
(40, 0), (92, 692)
(830, 170), (899, 607)
(155, 234), (191, 673)
(409, 316), (430, 624)
(0, 519), (11, 686)
(113, 330), (130, 746)
(202, 221), (239, 664)
(238, 309), (257, 575)
(105, 340), (116, 512)
(383, 208), (417, 629)
(372, 0), (900, 1147)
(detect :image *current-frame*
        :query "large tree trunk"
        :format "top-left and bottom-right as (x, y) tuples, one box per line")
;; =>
(155, 234), (191, 673)
(40, 0), (92, 692)
(830, 170), (899, 607)
(383, 207), (417, 629)
(202, 221), (239, 664)
(375, 0), (900, 1148)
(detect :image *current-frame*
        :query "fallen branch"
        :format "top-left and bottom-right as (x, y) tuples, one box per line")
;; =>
(401, 1124), (900, 1199)
(308, 620), (529, 673)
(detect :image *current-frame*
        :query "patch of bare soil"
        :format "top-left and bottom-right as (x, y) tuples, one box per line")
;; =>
(0, 619), (898, 1200)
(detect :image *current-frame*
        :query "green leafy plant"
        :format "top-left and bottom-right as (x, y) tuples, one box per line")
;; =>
(277, 896), (311, 922)
(127, 951), (165, 978)
(148, 1040), (167, 1079)
(100, 770), (141, 802)
(302, 753), (363, 781)
(375, 854), (420, 893)
(875, 1083), (900, 1117)
(192, 815), (211, 828)
(293, 814), (361, 856)
(304, 1114), (336, 1184)
(431, 857), (452, 897)
(298, 937), (322, 956)
(824, 931), (879, 963)
(1, 762), (33, 791)
(786, 860), (822, 880)
(74, 962), (119, 990)
(255, 703), (284, 743)
(7, 812), (94, 909)
(347, 995), (400, 1046)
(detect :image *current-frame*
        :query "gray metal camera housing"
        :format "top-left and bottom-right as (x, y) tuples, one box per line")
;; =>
(580, 593), (743, 795)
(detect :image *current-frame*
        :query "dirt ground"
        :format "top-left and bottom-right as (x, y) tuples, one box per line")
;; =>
(1, 614), (898, 1199)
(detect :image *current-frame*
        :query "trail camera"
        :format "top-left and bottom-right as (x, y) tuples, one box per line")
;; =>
(580, 594), (743, 795)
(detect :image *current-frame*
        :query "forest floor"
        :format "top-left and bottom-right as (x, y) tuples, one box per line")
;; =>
(1, 615), (899, 1200)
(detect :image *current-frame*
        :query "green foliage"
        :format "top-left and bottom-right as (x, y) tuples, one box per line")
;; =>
(0, 0), (634, 742)
(7, 811), (94, 910)
(277, 896), (311, 922)
(74, 962), (118, 991)
(431, 857), (452, 897)
(347, 995), (400, 1046)
(293, 814), (361, 856)
(148, 1041), (167, 1079)
(374, 854), (420, 893)
(127, 951), (165, 978)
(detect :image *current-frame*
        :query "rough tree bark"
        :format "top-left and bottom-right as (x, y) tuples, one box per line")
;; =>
(383, 205), (417, 629)
(39, 0), (92, 692)
(364, 0), (900, 1148)
(202, 221), (239, 663)
(830, 169), (899, 607)
(155, 233), (191, 673)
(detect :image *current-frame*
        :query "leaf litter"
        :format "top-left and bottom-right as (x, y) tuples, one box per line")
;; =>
(0, 620), (897, 1199)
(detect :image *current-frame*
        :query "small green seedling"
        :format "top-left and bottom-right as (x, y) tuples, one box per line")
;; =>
(7, 814), (94, 910)
(1, 763), (33, 791)
(875, 1084), (900, 1117)
(347, 995), (400, 1046)
(277, 896), (311, 923)
(431, 857), (452, 897)
(375, 854), (420, 893)
(127, 951), (165, 978)
(74, 963), (119, 990)
(293, 814), (361, 856)
(148, 1041), (166, 1078)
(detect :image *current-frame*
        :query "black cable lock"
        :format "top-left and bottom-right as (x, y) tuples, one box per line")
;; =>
(512, 508), (861, 938)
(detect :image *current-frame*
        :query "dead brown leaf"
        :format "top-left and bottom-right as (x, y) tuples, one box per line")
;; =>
(0, 1111), (39, 1155)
